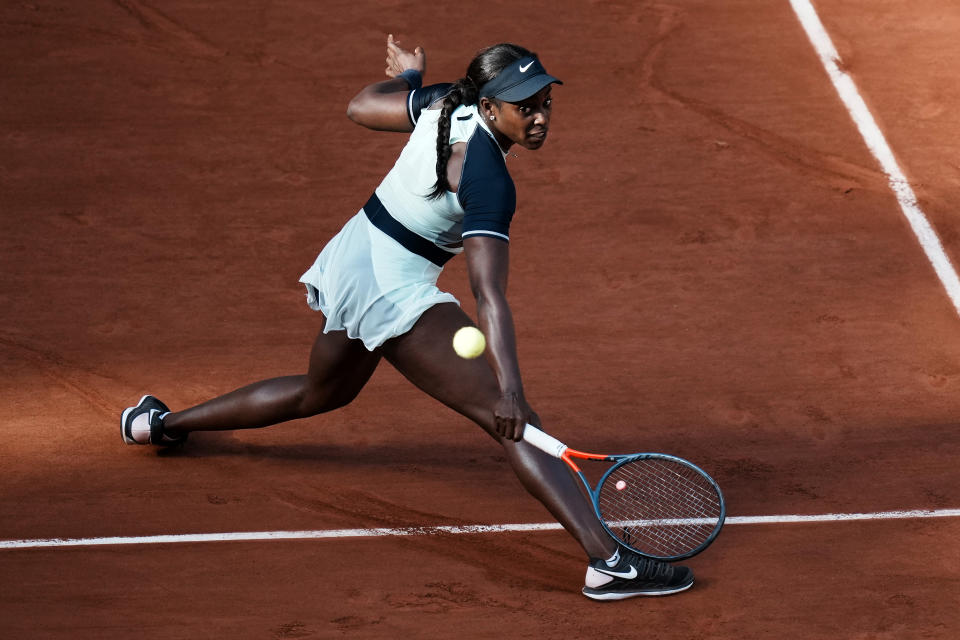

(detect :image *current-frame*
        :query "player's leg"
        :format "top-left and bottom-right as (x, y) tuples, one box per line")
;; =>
(383, 302), (696, 598)
(380, 302), (618, 560)
(148, 321), (380, 437)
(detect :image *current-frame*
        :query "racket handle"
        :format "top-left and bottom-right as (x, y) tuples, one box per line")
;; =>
(522, 424), (568, 458)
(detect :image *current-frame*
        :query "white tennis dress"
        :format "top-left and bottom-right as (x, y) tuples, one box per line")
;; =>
(299, 101), (517, 350)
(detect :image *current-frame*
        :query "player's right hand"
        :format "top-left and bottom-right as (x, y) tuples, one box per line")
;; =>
(494, 391), (539, 442)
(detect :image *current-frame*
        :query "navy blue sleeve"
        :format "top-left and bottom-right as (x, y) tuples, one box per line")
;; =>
(407, 82), (453, 126)
(457, 129), (516, 242)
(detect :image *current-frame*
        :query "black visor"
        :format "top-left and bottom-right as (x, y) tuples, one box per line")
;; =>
(478, 56), (563, 102)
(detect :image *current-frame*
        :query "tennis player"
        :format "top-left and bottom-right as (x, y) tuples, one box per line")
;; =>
(121, 36), (693, 600)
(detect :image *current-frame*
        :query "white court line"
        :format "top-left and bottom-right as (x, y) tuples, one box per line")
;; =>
(789, 0), (960, 316)
(1, 509), (958, 550)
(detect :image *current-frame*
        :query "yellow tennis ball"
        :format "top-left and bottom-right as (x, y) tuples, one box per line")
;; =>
(452, 326), (486, 359)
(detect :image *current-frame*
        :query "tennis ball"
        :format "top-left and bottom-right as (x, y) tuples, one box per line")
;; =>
(452, 326), (486, 359)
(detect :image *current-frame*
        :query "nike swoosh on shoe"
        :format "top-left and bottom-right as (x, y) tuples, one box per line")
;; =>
(596, 565), (638, 579)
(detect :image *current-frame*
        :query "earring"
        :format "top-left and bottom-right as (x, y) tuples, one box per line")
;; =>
(489, 115), (495, 121)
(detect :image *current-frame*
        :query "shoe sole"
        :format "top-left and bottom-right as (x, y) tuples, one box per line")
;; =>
(120, 394), (151, 445)
(581, 577), (694, 601)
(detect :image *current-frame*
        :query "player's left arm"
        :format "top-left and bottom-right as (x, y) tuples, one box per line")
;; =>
(346, 34), (425, 132)
(463, 236), (540, 441)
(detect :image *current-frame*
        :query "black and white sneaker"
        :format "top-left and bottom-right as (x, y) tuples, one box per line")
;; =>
(120, 395), (186, 446)
(582, 549), (694, 601)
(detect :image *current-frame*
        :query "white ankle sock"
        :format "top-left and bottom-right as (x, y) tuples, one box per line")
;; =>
(605, 548), (620, 567)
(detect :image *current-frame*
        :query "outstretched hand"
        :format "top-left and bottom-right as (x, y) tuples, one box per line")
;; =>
(385, 33), (425, 78)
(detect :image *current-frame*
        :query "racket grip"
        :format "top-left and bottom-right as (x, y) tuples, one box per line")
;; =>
(522, 424), (568, 458)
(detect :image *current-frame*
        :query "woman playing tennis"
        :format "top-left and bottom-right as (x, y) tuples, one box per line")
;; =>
(121, 35), (693, 600)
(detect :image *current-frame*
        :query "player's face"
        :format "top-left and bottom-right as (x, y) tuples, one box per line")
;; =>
(484, 87), (553, 151)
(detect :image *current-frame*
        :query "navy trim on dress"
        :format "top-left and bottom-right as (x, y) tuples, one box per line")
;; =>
(407, 83), (454, 126)
(457, 128), (515, 240)
(363, 193), (455, 267)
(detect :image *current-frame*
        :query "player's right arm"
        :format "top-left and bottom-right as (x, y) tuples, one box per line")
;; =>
(463, 235), (540, 441)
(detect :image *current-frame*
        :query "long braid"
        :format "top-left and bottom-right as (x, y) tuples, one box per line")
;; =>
(429, 78), (476, 199)
(429, 43), (534, 200)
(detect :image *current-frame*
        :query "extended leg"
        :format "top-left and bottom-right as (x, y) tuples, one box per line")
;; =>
(380, 303), (617, 560)
(162, 322), (381, 433)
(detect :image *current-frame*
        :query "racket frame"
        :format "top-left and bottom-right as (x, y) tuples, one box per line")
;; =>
(522, 424), (726, 561)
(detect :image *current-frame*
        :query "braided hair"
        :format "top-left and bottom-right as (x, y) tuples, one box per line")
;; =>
(429, 43), (534, 199)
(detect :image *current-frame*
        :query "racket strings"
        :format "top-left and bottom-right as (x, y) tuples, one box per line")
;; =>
(598, 458), (722, 558)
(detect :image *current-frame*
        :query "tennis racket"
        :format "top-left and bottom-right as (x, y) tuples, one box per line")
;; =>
(522, 424), (725, 561)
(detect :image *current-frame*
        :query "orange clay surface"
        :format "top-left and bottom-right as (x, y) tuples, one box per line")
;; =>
(2, 1), (959, 638)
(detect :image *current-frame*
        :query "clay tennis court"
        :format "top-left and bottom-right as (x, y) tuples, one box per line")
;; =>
(2, 0), (959, 637)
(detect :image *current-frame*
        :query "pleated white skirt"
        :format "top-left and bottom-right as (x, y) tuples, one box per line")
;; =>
(299, 211), (460, 351)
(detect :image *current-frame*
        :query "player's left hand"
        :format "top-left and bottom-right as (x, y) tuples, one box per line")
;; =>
(385, 33), (425, 78)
